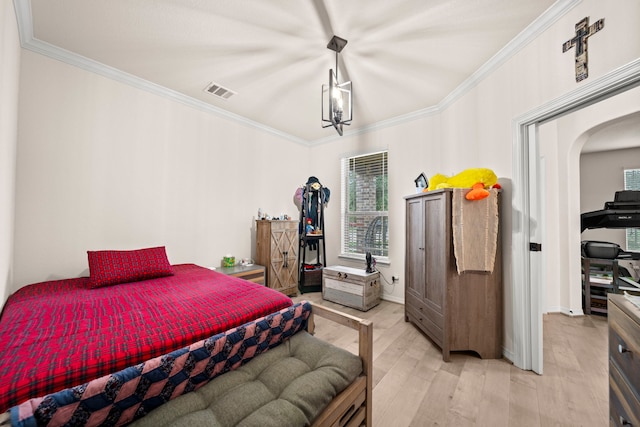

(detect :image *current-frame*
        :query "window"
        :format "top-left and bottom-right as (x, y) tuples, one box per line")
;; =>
(341, 151), (388, 260)
(624, 168), (640, 251)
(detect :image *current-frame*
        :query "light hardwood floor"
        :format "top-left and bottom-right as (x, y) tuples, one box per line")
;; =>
(293, 293), (609, 427)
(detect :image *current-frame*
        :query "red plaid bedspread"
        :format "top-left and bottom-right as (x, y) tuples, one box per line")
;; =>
(0, 264), (292, 412)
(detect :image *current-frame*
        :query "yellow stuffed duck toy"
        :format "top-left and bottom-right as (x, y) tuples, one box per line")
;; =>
(426, 168), (500, 200)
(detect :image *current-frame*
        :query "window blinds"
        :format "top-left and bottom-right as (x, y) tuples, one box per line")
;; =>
(340, 151), (388, 257)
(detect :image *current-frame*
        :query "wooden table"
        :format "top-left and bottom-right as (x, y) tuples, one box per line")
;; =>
(216, 264), (265, 285)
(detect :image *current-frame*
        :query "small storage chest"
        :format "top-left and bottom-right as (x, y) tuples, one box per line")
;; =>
(322, 266), (381, 311)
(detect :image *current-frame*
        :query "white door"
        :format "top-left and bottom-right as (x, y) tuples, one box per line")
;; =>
(528, 124), (544, 374)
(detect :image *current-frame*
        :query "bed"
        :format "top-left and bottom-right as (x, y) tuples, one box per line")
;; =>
(0, 249), (292, 414)
(1, 301), (373, 427)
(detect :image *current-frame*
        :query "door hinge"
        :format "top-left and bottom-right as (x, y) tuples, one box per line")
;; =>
(529, 242), (542, 252)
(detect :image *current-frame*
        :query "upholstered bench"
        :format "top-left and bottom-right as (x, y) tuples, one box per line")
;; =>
(130, 330), (361, 427)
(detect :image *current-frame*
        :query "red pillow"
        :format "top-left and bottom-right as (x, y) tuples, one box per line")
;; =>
(87, 246), (173, 288)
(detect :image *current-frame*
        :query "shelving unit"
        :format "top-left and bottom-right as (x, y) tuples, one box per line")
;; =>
(582, 257), (640, 315)
(582, 257), (620, 315)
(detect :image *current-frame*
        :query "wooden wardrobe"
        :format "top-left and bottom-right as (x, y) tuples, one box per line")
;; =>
(404, 189), (502, 361)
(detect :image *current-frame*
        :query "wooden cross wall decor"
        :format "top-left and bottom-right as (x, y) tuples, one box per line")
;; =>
(563, 16), (604, 82)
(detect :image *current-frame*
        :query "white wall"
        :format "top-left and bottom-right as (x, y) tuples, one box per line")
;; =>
(7, 0), (640, 359)
(0, 0), (20, 303)
(13, 51), (309, 290)
(309, 0), (640, 356)
(310, 115), (442, 304)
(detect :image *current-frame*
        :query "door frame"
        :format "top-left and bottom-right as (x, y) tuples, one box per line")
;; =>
(511, 58), (640, 372)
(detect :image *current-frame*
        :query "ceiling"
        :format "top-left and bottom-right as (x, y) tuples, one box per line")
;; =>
(23, 0), (561, 144)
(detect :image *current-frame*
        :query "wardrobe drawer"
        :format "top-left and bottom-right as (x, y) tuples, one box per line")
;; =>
(610, 360), (640, 427)
(406, 304), (443, 347)
(609, 303), (640, 392)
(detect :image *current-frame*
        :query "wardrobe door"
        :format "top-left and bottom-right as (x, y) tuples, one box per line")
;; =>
(268, 221), (298, 296)
(405, 197), (425, 305)
(256, 220), (298, 296)
(422, 192), (447, 344)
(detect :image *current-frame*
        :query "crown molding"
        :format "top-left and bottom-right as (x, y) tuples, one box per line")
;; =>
(311, 0), (581, 145)
(12, 1), (307, 146)
(12, 0), (32, 44)
(438, 0), (581, 111)
(515, 57), (640, 125)
(14, 0), (580, 146)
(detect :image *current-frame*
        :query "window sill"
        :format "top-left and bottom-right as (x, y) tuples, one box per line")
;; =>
(338, 253), (390, 266)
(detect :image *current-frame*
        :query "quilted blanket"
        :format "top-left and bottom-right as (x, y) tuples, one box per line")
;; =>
(0, 264), (292, 412)
(9, 302), (311, 427)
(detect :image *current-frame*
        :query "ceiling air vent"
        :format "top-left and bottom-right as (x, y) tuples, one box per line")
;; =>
(203, 81), (236, 100)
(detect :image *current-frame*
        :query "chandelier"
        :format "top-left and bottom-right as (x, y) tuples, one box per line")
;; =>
(322, 36), (352, 136)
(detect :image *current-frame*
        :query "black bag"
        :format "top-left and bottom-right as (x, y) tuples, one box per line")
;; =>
(581, 240), (621, 259)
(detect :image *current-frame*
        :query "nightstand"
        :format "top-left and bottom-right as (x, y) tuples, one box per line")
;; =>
(217, 264), (266, 285)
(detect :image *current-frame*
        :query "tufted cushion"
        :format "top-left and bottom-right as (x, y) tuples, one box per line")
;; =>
(130, 331), (362, 427)
(87, 246), (173, 288)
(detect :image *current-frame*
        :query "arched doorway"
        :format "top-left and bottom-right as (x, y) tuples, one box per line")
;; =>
(511, 58), (640, 373)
